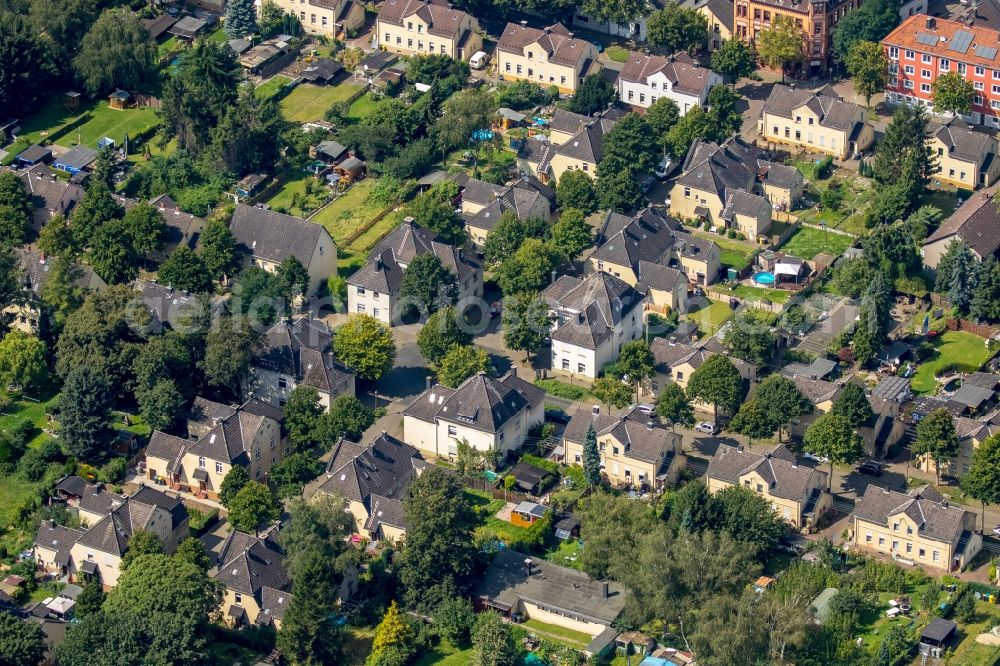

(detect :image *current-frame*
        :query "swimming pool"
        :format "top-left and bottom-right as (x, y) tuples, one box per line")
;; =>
(752, 271), (776, 285)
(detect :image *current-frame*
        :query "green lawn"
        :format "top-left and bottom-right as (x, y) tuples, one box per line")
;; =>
(157, 35), (182, 60)
(779, 226), (855, 260)
(347, 93), (379, 120)
(684, 298), (733, 334)
(0, 393), (60, 449)
(266, 173), (329, 217)
(464, 489), (532, 545)
(543, 538), (583, 569)
(207, 27), (228, 44)
(280, 82), (364, 123)
(728, 284), (791, 304)
(9, 96), (160, 150)
(694, 231), (757, 270)
(255, 75), (292, 100)
(522, 618), (592, 649)
(910, 330), (997, 394)
(310, 179), (385, 245)
(534, 378), (589, 401)
(605, 45), (629, 62)
(411, 640), (474, 666)
(791, 171), (876, 236)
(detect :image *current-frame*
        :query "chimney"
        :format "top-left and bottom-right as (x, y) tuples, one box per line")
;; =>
(601, 581), (609, 598)
(520, 20), (527, 27)
(592, 405), (600, 416)
(926, 17), (936, 29)
(426, 376), (433, 390)
(510, 366), (517, 378)
(668, 336), (676, 346)
(524, 558), (533, 576)
(551, 269), (557, 284)
(376, 257), (383, 271)
(578, 312), (585, 324)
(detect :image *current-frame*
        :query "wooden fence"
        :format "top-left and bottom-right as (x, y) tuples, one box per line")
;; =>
(946, 318), (999, 339)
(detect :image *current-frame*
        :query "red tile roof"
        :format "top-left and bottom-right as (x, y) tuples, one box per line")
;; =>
(883, 14), (1000, 69)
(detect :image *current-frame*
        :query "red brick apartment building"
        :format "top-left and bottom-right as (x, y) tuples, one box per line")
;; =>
(884, 15), (1000, 128)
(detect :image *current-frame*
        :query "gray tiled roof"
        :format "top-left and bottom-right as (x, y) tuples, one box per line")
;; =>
(115, 194), (204, 260)
(721, 190), (770, 221)
(650, 336), (701, 369)
(474, 548), (625, 625)
(462, 178), (509, 207)
(130, 486), (189, 531)
(365, 220), (480, 282)
(635, 261), (686, 294)
(466, 187), (545, 231)
(548, 109), (592, 135)
(934, 117), (992, 163)
(763, 84), (862, 132)
(77, 485), (120, 517)
(74, 498), (158, 556)
(316, 432), (421, 504)
(14, 249), (98, 298)
(213, 533), (290, 597)
(924, 185), (1000, 260)
(146, 432), (188, 473)
(347, 248), (405, 293)
(677, 136), (763, 201)
(965, 372), (1000, 390)
(757, 160), (802, 191)
(134, 279), (201, 332)
(593, 207), (683, 268)
(19, 164), (84, 227)
(254, 319), (352, 395)
(34, 521), (85, 566)
(260, 586), (294, 623)
(950, 383), (995, 410)
(189, 397), (238, 430)
(404, 372), (543, 433)
(564, 407), (682, 465)
(854, 484), (972, 545)
(188, 411), (266, 466)
(230, 204), (330, 269)
(706, 444), (826, 502)
(791, 375), (841, 404)
(543, 272), (644, 351)
(364, 494), (408, 532)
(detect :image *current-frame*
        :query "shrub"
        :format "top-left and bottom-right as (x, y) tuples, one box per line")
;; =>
(99, 457), (129, 484)
(518, 454), (559, 476)
(533, 379), (587, 401)
(727, 229), (737, 239)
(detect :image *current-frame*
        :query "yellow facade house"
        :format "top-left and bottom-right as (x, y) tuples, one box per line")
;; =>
(922, 185), (1000, 269)
(5, 249), (106, 335)
(706, 444), (831, 530)
(562, 407), (686, 491)
(930, 117), (1000, 190)
(273, 0), (365, 38)
(787, 374), (841, 439)
(496, 21), (601, 94)
(520, 109), (619, 184)
(853, 485), (981, 572)
(214, 530), (294, 629)
(376, 0), (482, 60)
(760, 84), (874, 160)
(460, 177), (554, 250)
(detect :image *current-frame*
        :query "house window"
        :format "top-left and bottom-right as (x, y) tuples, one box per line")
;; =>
(684, 187), (691, 198)
(560, 76), (566, 84)
(889, 46), (899, 59)
(574, 454), (581, 463)
(906, 543), (912, 553)
(198, 457), (206, 468)
(255, 449), (261, 460)
(905, 49), (914, 59)
(958, 63), (967, 75)
(234, 593), (242, 604)
(528, 50), (534, 60)
(384, 33), (390, 42)
(921, 83), (931, 92)
(904, 65), (914, 74)
(940, 58), (950, 71)
(865, 533), (872, 543)
(977, 66), (986, 76)
(976, 81), (985, 90)
(357, 303), (365, 313)
(322, 16), (327, 26)
(577, 363), (585, 373)
(612, 446), (619, 455)
(628, 90), (634, 100)
(893, 522), (899, 531)
(407, 21), (413, 30)
(448, 425), (457, 436)
(516, 64), (522, 74)
(505, 62), (511, 72)
(357, 286), (366, 296)
(906, 526), (913, 535)
(373, 308), (380, 318)
(676, 371), (684, 380)
(994, 70), (1000, 79)
(921, 69), (930, 78)
(215, 462), (223, 474)
(919, 548), (926, 557)
(278, 377), (287, 389)
(933, 551), (940, 561)
(310, 13), (316, 23)
(528, 68), (533, 77)
(922, 53), (932, 63)
(756, 484), (763, 493)
(878, 537), (885, 546)
(256, 467), (262, 478)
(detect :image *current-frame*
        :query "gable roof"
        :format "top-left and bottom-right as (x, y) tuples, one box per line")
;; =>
(791, 375), (841, 404)
(253, 319), (353, 395)
(34, 521), (85, 566)
(465, 186), (545, 232)
(934, 116), (994, 163)
(677, 136), (764, 201)
(542, 272), (644, 350)
(316, 432), (421, 504)
(377, 0), (472, 37)
(363, 220), (480, 282)
(924, 185), (1000, 260)
(593, 206), (683, 268)
(214, 532), (290, 597)
(707, 444), (826, 502)
(18, 165), (84, 228)
(854, 484), (972, 545)
(134, 279), (201, 332)
(364, 494), (408, 533)
(619, 51), (716, 96)
(230, 203), (331, 269)
(74, 497), (162, 556)
(497, 22), (592, 67)
(721, 190), (770, 221)
(763, 84), (863, 132)
(635, 260), (686, 294)
(14, 248), (100, 299)
(404, 372), (543, 433)
(564, 407), (682, 466)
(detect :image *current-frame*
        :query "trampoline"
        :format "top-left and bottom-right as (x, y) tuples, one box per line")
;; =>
(752, 271), (776, 285)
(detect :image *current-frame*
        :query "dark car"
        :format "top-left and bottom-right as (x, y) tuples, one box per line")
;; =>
(857, 461), (883, 476)
(545, 408), (570, 424)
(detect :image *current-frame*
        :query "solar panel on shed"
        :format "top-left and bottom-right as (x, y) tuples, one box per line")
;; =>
(949, 30), (974, 53)
(916, 32), (939, 46)
(976, 45), (998, 59)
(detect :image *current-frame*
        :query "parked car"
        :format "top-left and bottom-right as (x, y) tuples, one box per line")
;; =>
(695, 421), (718, 435)
(635, 403), (655, 416)
(992, 525), (1000, 538)
(469, 51), (490, 70)
(655, 156), (675, 179)
(857, 461), (883, 476)
(803, 452), (830, 464)
(640, 175), (656, 193)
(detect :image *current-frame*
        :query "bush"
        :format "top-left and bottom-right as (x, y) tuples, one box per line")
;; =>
(703, 220), (712, 231)
(727, 229), (737, 239)
(17, 449), (49, 482)
(814, 156), (834, 179)
(99, 457), (128, 484)
(518, 454), (559, 476)
(497, 80), (549, 111)
(533, 379), (587, 401)
(9, 419), (34, 446)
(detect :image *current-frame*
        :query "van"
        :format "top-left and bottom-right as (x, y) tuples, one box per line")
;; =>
(469, 51), (490, 70)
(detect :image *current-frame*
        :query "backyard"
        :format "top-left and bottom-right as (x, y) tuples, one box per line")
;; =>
(265, 172), (330, 217)
(347, 93), (379, 120)
(788, 156), (876, 237)
(779, 226), (855, 260)
(713, 283), (791, 305)
(0, 392), (59, 449)
(693, 230), (757, 271)
(280, 82), (364, 123)
(910, 330), (996, 394)
(255, 75), (292, 100)
(464, 488), (532, 545)
(684, 298), (734, 335)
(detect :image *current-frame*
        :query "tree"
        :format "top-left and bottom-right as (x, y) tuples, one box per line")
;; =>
(548, 208), (593, 263)
(556, 170), (598, 215)
(804, 412), (863, 489)
(278, 548), (346, 666)
(437, 344), (489, 388)
(333, 315), (396, 381)
(418, 307), (471, 364)
(401, 253), (457, 316)
(121, 203), (166, 260)
(0, 331), (47, 392)
(120, 530), (164, 571)
(202, 316), (255, 394)
(711, 38), (757, 83)
(212, 89), (286, 176)
(663, 106), (712, 158)
(483, 212), (528, 267)
(947, 240), (977, 315)
(434, 597), (475, 648)
(218, 466), (250, 508)
(865, 223), (920, 282)
(160, 40), (241, 153)
(225, 0), (258, 37)
(723, 311), (775, 369)
(0, 172), (32, 249)
(472, 611), (518, 666)
(0, 612), (46, 666)
(616, 339), (655, 400)
(0, 12), (56, 122)
(598, 112), (660, 181)
(71, 182), (123, 247)
(971, 256), (1000, 323)
(398, 468), (478, 611)
(157, 247), (213, 294)
(582, 423), (601, 487)
(494, 238), (559, 295)
(577, 491), (656, 578)
(853, 271), (892, 366)
(74, 8), (156, 96)
(872, 105), (934, 207)
(656, 383), (694, 430)
(368, 601), (411, 666)
(754, 374), (811, 443)
(569, 74), (615, 116)
(756, 15), (801, 83)
(714, 485), (789, 555)
(707, 85), (743, 137)
(686, 354), (743, 423)
(596, 167), (645, 213)
(28, 0), (97, 73)
(496, 80), (549, 110)
(271, 453), (323, 499)
(199, 220), (239, 282)
(580, 0), (645, 26)
(647, 2), (709, 54)
(663, 480), (718, 534)
(175, 536), (212, 573)
(846, 40), (888, 108)
(932, 71), (976, 116)
(501, 292), (552, 361)
(137, 378), (186, 433)
(935, 238), (972, 293)
(227, 481), (280, 535)
(913, 408), (959, 485)
(831, 0), (899, 66)
(407, 187), (465, 246)
(38, 214), (78, 260)
(58, 366), (113, 460)
(591, 375), (633, 410)
(285, 386), (325, 450)
(962, 434), (1000, 532)
(323, 395), (375, 442)
(729, 398), (773, 449)
(432, 87), (497, 153)
(74, 580), (105, 618)
(832, 381), (875, 429)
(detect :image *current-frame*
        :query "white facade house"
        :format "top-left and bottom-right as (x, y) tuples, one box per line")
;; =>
(617, 51), (721, 113)
(541, 273), (646, 379)
(402, 371), (545, 459)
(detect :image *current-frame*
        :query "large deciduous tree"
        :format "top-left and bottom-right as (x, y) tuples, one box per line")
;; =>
(227, 481), (281, 535)
(871, 105), (934, 216)
(711, 38), (757, 83)
(556, 170), (598, 215)
(495, 238), (559, 295)
(932, 71), (976, 117)
(754, 374), (811, 443)
(284, 386), (325, 450)
(0, 331), (47, 392)
(157, 247), (213, 294)
(569, 74), (615, 116)
(686, 354), (743, 423)
(846, 40), (888, 109)
(723, 310), (775, 369)
(199, 220), (240, 283)
(961, 433), (1000, 532)
(0, 12), (56, 121)
(804, 412), (863, 489)
(322, 394), (375, 442)
(74, 8), (156, 96)
(647, 2), (709, 54)
(831, 0), (898, 66)
(0, 172), (32, 249)
(436, 344), (489, 388)
(656, 382), (694, 430)
(913, 407), (959, 485)
(333, 315), (396, 381)
(549, 208), (593, 263)
(831, 381), (875, 429)
(756, 15), (801, 83)
(0, 612), (46, 666)
(501, 292), (552, 361)
(400, 253), (457, 316)
(728, 398), (774, 450)
(418, 307), (471, 364)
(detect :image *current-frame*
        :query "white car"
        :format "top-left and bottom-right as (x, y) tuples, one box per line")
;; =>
(992, 525), (1000, 538)
(655, 156), (674, 179)
(695, 421), (718, 435)
(635, 403), (655, 416)
(803, 452), (830, 464)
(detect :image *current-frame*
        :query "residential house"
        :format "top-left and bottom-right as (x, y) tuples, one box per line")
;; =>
(930, 117), (1000, 189)
(33, 522), (85, 578)
(474, 549), (625, 640)
(314, 433), (424, 543)
(883, 16), (1000, 128)
(115, 193), (205, 263)
(496, 22), (601, 94)
(719, 190), (773, 242)
(347, 219), (483, 325)
(922, 185), (1000, 268)
(787, 374), (841, 438)
(635, 261), (689, 314)
(911, 392), (992, 478)
(853, 485), (982, 571)
(644, 335), (756, 400)
(272, 0), (365, 38)
(590, 207), (722, 287)
(460, 177), (554, 250)
(670, 137), (803, 227)
(18, 163), (84, 231)
(760, 84), (875, 159)
(864, 375), (910, 457)
(213, 530), (293, 629)
(61, 486), (190, 589)
(376, 0), (482, 61)
(520, 109), (618, 183)
(402, 370), (545, 458)
(4, 249), (106, 335)
(617, 51), (721, 113)
(686, 0), (734, 50)
(134, 280), (206, 334)
(706, 444), (831, 529)
(145, 398), (287, 498)
(229, 203), (338, 296)
(562, 407), (685, 491)
(541, 272), (645, 379)
(246, 318), (355, 410)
